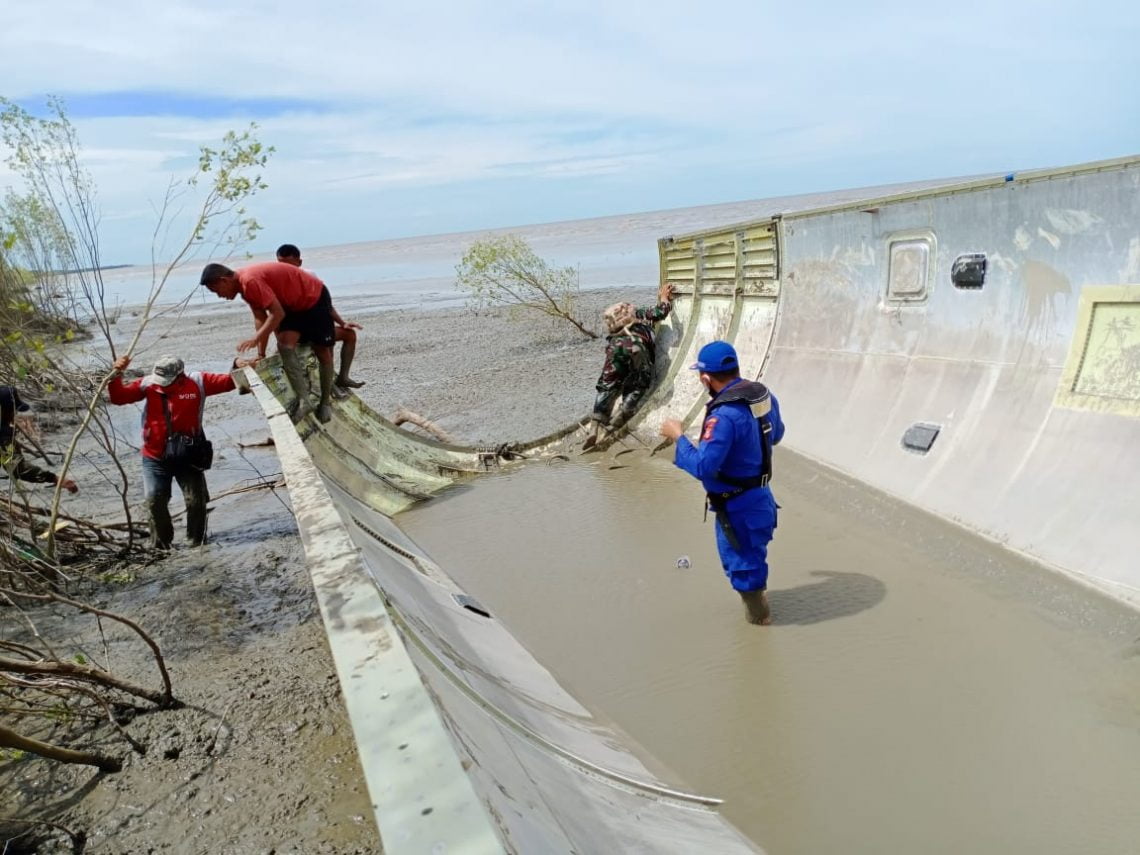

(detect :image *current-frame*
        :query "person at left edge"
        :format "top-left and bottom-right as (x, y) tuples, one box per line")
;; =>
(0, 385), (79, 494)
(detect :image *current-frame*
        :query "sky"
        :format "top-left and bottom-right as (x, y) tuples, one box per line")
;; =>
(0, 0), (1137, 264)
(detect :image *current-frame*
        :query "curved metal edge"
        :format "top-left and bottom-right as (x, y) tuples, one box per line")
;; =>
(248, 366), (733, 835)
(384, 599), (727, 810)
(673, 154), (1140, 242)
(256, 350), (590, 461)
(244, 367), (507, 855)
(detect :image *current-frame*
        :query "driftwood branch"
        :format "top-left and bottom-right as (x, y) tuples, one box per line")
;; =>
(58, 680), (147, 754)
(237, 436), (275, 449)
(0, 656), (167, 708)
(171, 475), (284, 520)
(0, 722), (121, 772)
(393, 407), (456, 444)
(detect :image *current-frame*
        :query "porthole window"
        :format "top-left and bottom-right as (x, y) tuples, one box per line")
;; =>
(886, 233), (934, 304)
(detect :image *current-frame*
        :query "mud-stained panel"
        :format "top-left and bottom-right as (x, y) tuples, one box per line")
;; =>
(1056, 285), (1140, 416)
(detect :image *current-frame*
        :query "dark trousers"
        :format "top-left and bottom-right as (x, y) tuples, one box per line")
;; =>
(2, 441), (58, 486)
(141, 456), (209, 548)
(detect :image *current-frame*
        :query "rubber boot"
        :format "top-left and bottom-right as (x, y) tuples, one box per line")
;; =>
(145, 496), (174, 551)
(617, 385), (646, 426)
(740, 589), (771, 625)
(582, 418), (605, 451)
(335, 336), (364, 389)
(317, 360), (335, 424)
(182, 469), (209, 546)
(279, 349), (313, 423)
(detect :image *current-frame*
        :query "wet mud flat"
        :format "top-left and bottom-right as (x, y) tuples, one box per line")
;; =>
(398, 447), (1140, 855)
(0, 441), (378, 854)
(1, 385), (378, 853)
(2, 286), (638, 852)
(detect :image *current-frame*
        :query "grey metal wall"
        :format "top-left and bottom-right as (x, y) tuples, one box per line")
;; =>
(250, 156), (1138, 854)
(761, 160), (1140, 603)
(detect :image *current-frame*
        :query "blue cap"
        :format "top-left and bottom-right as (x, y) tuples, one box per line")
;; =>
(690, 340), (739, 372)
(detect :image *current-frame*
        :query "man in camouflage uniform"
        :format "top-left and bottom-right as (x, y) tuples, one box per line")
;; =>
(1, 385), (79, 494)
(584, 283), (676, 449)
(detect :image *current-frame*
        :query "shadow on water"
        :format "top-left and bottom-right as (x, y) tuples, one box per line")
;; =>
(769, 570), (886, 625)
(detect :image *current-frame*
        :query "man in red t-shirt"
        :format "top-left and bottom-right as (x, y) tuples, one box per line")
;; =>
(275, 243), (365, 395)
(108, 354), (235, 549)
(199, 260), (336, 423)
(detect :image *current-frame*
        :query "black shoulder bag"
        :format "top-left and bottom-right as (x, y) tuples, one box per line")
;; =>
(160, 391), (213, 471)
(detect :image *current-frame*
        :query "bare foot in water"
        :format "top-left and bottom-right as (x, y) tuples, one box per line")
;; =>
(741, 589), (771, 625)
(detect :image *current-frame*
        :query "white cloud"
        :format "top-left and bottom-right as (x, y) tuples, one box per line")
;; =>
(6, 1), (1128, 118)
(1, 0), (1136, 262)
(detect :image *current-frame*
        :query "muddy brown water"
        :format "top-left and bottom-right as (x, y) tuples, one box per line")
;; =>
(398, 446), (1140, 855)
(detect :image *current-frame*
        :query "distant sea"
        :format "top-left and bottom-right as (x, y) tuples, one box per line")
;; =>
(100, 176), (975, 314)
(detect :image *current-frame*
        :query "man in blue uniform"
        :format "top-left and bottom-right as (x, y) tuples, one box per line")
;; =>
(659, 341), (784, 624)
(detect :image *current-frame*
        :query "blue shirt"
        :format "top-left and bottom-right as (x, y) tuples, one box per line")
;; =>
(674, 379), (784, 501)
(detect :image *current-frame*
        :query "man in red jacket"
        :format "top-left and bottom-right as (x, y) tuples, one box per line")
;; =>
(199, 260), (337, 424)
(108, 355), (235, 549)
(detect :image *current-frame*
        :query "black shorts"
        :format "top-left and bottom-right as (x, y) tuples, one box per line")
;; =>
(280, 286), (335, 347)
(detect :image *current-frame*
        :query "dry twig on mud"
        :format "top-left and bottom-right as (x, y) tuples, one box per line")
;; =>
(2, 497), (147, 548)
(0, 815), (86, 853)
(237, 436), (275, 448)
(168, 474), (285, 522)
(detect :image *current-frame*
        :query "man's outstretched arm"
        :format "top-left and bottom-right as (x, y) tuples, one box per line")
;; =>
(238, 299), (285, 355)
(107, 355), (144, 405)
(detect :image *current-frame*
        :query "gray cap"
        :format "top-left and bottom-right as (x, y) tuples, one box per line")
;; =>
(148, 355), (185, 387)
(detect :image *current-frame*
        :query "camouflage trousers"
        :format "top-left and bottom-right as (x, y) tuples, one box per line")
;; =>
(591, 357), (654, 426)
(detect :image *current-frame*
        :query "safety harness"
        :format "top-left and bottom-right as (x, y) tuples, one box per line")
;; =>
(703, 380), (775, 550)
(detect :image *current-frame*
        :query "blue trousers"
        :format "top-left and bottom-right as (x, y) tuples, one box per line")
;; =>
(713, 492), (777, 592)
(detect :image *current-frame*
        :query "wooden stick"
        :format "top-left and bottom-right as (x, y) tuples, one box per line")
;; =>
(392, 407), (457, 444)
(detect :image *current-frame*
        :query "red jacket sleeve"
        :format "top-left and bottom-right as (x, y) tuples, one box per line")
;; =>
(201, 373), (236, 396)
(107, 376), (145, 405)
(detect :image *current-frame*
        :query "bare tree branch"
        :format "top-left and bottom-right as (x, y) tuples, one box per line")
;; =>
(0, 722), (120, 771)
